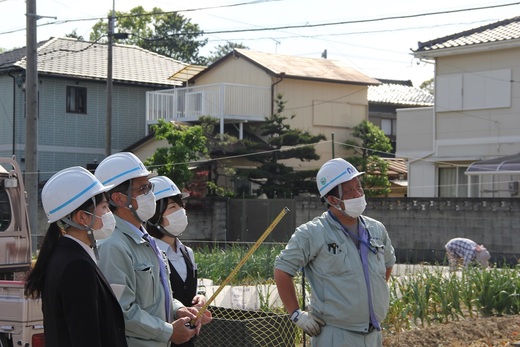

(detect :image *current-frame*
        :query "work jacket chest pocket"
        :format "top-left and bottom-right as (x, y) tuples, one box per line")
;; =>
(369, 238), (387, 275)
(314, 242), (352, 276)
(134, 263), (156, 308)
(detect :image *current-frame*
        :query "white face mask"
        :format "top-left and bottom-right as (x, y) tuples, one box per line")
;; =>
(134, 192), (156, 222)
(163, 208), (188, 237)
(93, 211), (116, 240)
(335, 195), (367, 218)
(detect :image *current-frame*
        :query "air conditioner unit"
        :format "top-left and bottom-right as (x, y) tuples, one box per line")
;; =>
(508, 181), (519, 195)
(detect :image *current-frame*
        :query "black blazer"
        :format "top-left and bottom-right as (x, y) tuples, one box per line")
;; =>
(42, 236), (127, 347)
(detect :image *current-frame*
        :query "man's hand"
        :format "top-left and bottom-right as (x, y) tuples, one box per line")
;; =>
(170, 317), (196, 344)
(290, 309), (325, 336)
(192, 294), (206, 307)
(193, 306), (213, 326)
(176, 306), (201, 334)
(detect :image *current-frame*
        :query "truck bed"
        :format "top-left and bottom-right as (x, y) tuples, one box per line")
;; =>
(0, 280), (43, 328)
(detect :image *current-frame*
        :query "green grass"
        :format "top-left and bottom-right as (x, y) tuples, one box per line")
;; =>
(383, 265), (520, 333)
(194, 243), (285, 285)
(193, 244), (519, 337)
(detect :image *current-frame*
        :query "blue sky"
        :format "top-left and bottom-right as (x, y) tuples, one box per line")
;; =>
(1, 0), (519, 86)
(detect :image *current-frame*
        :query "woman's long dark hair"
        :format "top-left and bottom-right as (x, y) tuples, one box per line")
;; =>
(24, 193), (104, 298)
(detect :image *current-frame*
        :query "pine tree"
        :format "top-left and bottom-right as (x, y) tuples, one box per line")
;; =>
(237, 94), (326, 198)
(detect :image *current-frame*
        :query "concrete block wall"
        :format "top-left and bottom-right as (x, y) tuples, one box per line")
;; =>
(35, 197), (519, 265)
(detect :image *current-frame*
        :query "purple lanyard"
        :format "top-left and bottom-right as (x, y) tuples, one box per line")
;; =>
(328, 211), (380, 330)
(142, 231), (171, 320)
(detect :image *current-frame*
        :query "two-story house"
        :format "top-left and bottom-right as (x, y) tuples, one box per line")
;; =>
(368, 78), (434, 154)
(0, 37), (202, 183)
(397, 16), (520, 198)
(146, 48), (381, 172)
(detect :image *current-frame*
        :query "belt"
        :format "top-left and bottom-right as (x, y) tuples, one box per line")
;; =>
(349, 324), (377, 335)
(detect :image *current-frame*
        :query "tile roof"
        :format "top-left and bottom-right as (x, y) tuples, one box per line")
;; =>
(369, 158), (408, 178)
(368, 80), (434, 106)
(194, 48), (381, 86)
(0, 37), (198, 86)
(385, 158), (408, 176)
(414, 16), (520, 53)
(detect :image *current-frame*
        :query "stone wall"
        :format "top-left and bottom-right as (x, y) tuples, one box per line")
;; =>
(35, 197), (520, 264)
(181, 197), (520, 265)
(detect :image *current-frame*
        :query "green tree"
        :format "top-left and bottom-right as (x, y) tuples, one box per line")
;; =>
(206, 42), (248, 65)
(199, 116), (241, 197)
(344, 120), (393, 197)
(145, 119), (207, 190)
(90, 7), (207, 64)
(65, 29), (84, 41)
(237, 94), (326, 198)
(420, 77), (434, 95)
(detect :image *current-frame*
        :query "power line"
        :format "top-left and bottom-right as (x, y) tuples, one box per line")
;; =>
(1, 2), (519, 38)
(146, 2), (520, 37)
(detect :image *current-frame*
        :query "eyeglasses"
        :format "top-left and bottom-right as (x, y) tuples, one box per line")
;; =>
(132, 182), (154, 195)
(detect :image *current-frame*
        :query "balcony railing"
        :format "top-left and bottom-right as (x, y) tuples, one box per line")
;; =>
(146, 83), (271, 131)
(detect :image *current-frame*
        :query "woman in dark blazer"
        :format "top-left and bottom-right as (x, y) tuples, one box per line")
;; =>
(24, 166), (127, 347)
(147, 176), (212, 347)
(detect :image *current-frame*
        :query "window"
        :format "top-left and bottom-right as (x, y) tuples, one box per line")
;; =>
(381, 119), (396, 136)
(66, 86), (87, 114)
(438, 166), (470, 197)
(0, 185), (11, 232)
(436, 69), (511, 112)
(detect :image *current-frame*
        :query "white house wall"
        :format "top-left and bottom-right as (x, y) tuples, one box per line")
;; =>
(194, 58), (370, 170)
(434, 48), (520, 158)
(194, 56), (272, 86)
(400, 45), (520, 197)
(276, 78), (368, 168)
(408, 160), (436, 197)
(396, 107), (436, 197)
(396, 107), (434, 155)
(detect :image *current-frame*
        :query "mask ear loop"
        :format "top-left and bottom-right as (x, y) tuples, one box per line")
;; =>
(125, 179), (146, 223)
(61, 197), (101, 260)
(148, 198), (175, 238)
(85, 196), (100, 260)
(331, 184), (344, 211)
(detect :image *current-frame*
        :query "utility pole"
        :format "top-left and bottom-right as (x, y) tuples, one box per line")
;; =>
(26, 0), (38, 249)
(105, 0), (115, 157)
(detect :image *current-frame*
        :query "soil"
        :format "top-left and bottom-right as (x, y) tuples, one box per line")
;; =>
(383, 315), (520, 347)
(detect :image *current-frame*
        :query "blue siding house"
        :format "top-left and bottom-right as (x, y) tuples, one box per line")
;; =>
(0, 37), (200, 183)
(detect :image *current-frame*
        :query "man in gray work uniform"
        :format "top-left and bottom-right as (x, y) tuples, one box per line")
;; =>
(274, 158), (395, 347)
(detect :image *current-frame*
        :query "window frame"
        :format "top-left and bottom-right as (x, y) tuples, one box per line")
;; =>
(66, 86), (87, 114)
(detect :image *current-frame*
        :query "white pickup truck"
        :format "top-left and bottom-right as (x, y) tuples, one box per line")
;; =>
(0, 157), (44, 347)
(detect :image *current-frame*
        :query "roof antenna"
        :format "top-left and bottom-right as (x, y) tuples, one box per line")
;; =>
(272, 38), (281, 53)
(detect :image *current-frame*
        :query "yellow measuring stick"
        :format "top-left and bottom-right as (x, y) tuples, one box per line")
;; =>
(194, 206), (290, 321)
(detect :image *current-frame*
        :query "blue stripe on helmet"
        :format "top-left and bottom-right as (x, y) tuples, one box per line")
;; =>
(49, 181), (98, 215)
(102, 166), (141, 185)
(154, 187), (171, 196)
(319, 171), (348, 194)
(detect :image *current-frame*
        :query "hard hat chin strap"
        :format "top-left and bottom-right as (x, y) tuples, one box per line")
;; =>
(337, 183), (343, 200)
(123, 179), (145, 223)
(60, 197), (101, 260)
(147, 199), (175, 238)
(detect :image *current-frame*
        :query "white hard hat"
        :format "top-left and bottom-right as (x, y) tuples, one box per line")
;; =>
(150, 176), (189, 201)
(94, 152), (150, 188)
(316, 158), (364, 197)
(42, 166), (112, 223)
